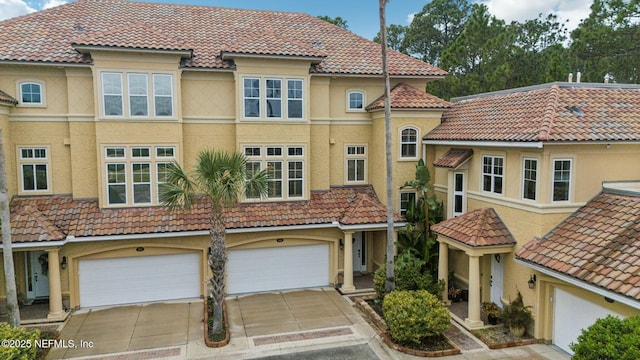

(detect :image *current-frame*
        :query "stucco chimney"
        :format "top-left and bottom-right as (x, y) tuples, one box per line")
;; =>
(568, 73), (573, 83)
(576, 72), (581, 83)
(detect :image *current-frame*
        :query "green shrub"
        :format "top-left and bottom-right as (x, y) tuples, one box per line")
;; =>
(0, 323), (40, 360)
(571, 315), (640, 360)
(500, 290), (533, 330)
(382, 290), (450, 345)
(373, 259), (444, 300)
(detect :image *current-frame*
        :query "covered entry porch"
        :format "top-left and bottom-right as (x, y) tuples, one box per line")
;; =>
(432, 208), (516, 329)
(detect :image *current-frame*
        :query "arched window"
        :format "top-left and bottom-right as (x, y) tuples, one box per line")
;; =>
(400, 127), (418, 158)
(347, 91), (364, 110)
(19, 82), (43, 105)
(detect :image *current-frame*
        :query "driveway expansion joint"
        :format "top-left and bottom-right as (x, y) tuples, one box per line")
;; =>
(252, 326), (353, 346)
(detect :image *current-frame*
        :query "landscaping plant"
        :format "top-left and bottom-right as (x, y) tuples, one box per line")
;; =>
(382, 290), (450, 345)
(373, 253), (444, 300)
(500, 290), (533, 336)
(0, 323), (39, 360)
(570, 315), (640, 360)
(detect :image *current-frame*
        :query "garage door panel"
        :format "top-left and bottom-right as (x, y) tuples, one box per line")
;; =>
(79, 253), (201, 307)
(553, 288), (623, 354)
(227, 244), (329, 294)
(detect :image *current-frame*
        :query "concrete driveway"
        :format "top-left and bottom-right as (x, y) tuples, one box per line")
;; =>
(46, 300), (202, 359)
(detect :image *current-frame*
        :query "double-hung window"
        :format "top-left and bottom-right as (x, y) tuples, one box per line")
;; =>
(399, 191), (416, 216)
(346, 145), (366, 183)
(287, 79), (303, 118)
(19, 147), (49, 193)
(400, 127), (418, 158)
(522, 158), (538, 201)
(102, 72), (173, 118)
(105, 145), (176, 206)
(482, 155), (504, 194)
(266, 79), (282, 118)
(553, 159), (571, 202)
(244, 145), (305, 200)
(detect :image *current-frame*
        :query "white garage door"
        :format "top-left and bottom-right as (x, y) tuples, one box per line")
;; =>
(79, 253), (201, 307)
(227, 244), (329, 294)
(553, 288), (623, 354)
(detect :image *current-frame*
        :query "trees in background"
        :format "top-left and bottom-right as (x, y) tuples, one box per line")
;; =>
(375, 0), (639, 99)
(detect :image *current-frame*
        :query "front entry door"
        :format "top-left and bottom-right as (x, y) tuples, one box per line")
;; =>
(25, 251), (50, 300)
(490, 253), (504, 305)
(352, 232), (366, 273)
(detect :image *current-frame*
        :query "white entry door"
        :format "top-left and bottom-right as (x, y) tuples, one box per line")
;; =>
(553, 288), (623, 354)
(79, 253), (201, 307)
(490, 254), (504, 305)
(25, 251), (50, 300)
(352, 232), (366, 273)
(227, 244), (329, 294)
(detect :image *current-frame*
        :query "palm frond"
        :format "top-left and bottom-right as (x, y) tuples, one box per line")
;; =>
(159, 161), (196, 210)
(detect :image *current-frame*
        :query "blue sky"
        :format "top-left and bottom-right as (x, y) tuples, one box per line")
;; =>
(4, 0), (592, 41)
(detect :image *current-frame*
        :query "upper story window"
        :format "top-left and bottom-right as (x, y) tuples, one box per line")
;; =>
(347, 91), (365, 111)
(399, 191), (416, 216)
(18, 81), (44, 106)
(482, 155), (503, 195)
(345, 145), (366, 183)
(400, 127), (418, 158)
(18, 147), (49, 194)
(244, 145), (305, 200)
(553, 159), (572, 202)
(102, 72), (174, 118)
(104, 145), (176, 206)
(243, 77), (304, 120)
(523, 158), (538, 201)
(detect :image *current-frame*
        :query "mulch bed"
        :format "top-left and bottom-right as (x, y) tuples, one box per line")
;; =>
(358, 297), (461, 357)
(472, 326), (540, 349)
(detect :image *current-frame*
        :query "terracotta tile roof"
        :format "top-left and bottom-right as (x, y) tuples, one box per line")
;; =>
(432, 208), (516, 247)
(366, 83), (451, 111)
(424, 83), (640, 143)
(1, 186), (399, 244)
(0, 89), (18, 106)
(0, 0), (446, 77)
(433, 148), (473, 169)
(516, 189), (640, 300)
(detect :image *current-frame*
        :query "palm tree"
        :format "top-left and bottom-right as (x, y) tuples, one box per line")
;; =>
(161, 149), (268, 335)
(0, 129), (20, 327)
(379, 0), (395, 294)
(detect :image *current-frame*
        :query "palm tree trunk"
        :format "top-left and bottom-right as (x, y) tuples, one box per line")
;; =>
(0, 129), (20, 327)
(380, 0), (395, 294)
(208, 207), (226, 335)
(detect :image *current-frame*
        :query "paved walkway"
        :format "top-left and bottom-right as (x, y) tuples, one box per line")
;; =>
(46, 288), (570, 360)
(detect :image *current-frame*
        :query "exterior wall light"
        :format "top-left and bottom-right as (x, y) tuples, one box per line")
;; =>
(60, 256), (67, 269)
(528, 274), (537, 289)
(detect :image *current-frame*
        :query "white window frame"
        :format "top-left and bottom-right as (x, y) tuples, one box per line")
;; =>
(265, 78), (282, 119)
(17, 81), (45, 107)
(522, 158), (538, 201)
(452, 172), (466, 217)
(482, 155), (504, 195)
(286, 79), (303, 119)
(242, 77), (304, 120)
(104, 145), (176, 207)
(243, 77), (261, 118)
(242, 145), (306, 201)
(345, 145), (367, 183)
(347, 90), (365, 111)
(100, 71), (174, 119)
(400, 127), (419, 159)
(552, 159), (572, 202)
(18, 146), (50, 194)
(399, 191), (416, 216)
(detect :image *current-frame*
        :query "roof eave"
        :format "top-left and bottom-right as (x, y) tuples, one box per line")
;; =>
(423, 140), (544, 148)
(73, 44), (194, 58)
(515, 257), (640, 310)
(220, 51), (325, 64)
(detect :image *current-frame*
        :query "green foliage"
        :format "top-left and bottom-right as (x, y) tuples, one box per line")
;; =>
(0, 323), (39, 360)
(571, 315), (640, 360)
(374, 254), (444, 300)
(317, 15), (348, 29)
(500, 290), (533, 330)
(382, 290), (450, 345)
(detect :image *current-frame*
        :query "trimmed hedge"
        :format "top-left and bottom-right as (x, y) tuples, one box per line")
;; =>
(382, 290), (450, 345)
(0, 323), (40, 360)
(571, 315), (640, 360)
(373, 260), (443, 300)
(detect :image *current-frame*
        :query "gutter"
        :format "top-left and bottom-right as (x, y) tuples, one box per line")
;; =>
(514, 257), (640, 310)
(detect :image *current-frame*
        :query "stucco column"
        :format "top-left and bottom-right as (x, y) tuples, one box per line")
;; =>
(465, 254), (483, 328)
(342, 231), (355, 292)
(46, 248), (65, 320)
(438, 241), (449, 302)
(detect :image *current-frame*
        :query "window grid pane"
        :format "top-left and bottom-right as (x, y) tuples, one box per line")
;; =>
(245, 161), (262, 199)
(400, 128), (418, 158)
(107, 163), (126, 204)
(21, 83), (42, 104)
(349, 92), (364, 110)
(103, 73), (123, 116)
(156, 147), (175, 158)
(288, 161), (303, 197)
(267, 161), (283, 198)
(128, 74), (148, 116)
(287, 80), (303, 118)
(399, 192), (415, 216)
(553, 160), (571, 201)
(523, 159), (537, 200)
(153, 74), (173, 116)
(244, 78), (260, 117)
(266, 79), (282, 118)
(132, 163), (151, 203)
(482, 156), (504, 194)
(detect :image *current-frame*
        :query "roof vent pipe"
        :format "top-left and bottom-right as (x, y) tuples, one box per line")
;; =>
(576, 72), (581, 83)
(568, 73), (573, 83)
